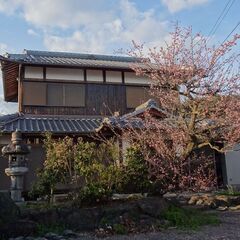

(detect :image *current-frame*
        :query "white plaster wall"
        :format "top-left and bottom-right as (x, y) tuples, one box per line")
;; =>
(106, 71), (122, 83)
(225, 144), (240, 185)
(46, 68), (84, 81)
(125, 72), (150, 84)
(25, 66), (43, 79)
(86, 69), (103, 82)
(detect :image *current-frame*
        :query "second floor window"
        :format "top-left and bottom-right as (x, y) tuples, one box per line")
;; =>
(47, 83), (85, 107)
(23, 82), (85, 107)
(126, 86), (151, 108)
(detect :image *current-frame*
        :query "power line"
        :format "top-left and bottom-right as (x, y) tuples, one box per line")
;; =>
(221, 21), (240, 45)
(193, 0), (235, 47)
(207, 0), (236, 42)
(207, 0), (233, 37)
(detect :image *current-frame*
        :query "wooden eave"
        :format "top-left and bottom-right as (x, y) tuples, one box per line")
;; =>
(0, 57), (19, 102)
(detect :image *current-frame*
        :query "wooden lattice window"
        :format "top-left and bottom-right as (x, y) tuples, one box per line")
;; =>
(23, 82), (46, 105)
(47, 83), (85, 107)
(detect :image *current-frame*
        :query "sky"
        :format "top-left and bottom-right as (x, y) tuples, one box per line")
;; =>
(0, 0), (239, 114)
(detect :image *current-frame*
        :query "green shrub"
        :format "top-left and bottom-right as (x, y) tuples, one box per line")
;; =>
(30, 134), (121, 205)
(218, 185), (240, 196)
(163, 206), (220, 230)
(73, 183), (112, 206)
(29, 133), (76, 202)
(29, 168), (59, 202)
(113, 224), (128, 235)
(36, 223), (66, 236)
(30, 135), (158, 205)
(116, 145), (152, 193)
(74, 140), (119, 191)
(72, 140), (120, 205)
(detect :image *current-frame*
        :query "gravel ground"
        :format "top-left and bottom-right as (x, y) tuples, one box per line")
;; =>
(96, 211), (240, 240)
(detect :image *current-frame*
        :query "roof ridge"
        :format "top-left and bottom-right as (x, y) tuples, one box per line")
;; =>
(23, 49), (141, 63)
(24, 114), (104, 119)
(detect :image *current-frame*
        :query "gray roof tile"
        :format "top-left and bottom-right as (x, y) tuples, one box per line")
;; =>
(96, 99), (165, 132)
(0, 113), (103, 134)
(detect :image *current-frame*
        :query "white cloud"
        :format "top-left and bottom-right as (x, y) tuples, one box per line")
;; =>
(0, 96), (18, 115)
(44, 31), (106, 53)
(0, 0), (113, 29)
(27, 29), (39, 37)
(0, 0), (170, 54)
(43, 0), (169, 53)
(0, 0), (20, 15)
(161, 0), (209, 13)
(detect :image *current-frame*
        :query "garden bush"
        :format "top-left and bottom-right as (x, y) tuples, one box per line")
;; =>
(30, 134), (215, 204)
(73, 183), (112, 206)
(31, 134), (188, 204)
(29, 168), (59, 201)
(163, 205), (220, 230)
(30, 135), (121, 204)
(116, 144), (152, 194)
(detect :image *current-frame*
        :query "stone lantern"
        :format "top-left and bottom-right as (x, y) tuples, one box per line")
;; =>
(2, 130), (31, 202)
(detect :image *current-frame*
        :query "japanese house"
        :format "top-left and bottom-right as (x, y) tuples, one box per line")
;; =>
(0, 49), (238, 192)
(0, 49), (152, 191)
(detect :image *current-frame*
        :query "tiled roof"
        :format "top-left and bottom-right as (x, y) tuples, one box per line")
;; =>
(0, 113), (103, 134)
(104, 117), (144, 129)
(3, 50), (142, 69)
(122, 99), (166, 119)
(0, 100), (164, 135)
(96, 99), (165, 133)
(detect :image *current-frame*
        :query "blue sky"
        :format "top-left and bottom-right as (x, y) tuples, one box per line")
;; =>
(0, 0), (239, 113)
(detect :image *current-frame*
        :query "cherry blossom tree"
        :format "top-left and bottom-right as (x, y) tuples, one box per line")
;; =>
(125, 25), (240, 191)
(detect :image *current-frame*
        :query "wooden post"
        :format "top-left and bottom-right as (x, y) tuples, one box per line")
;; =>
(18, 64), (23, 113)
